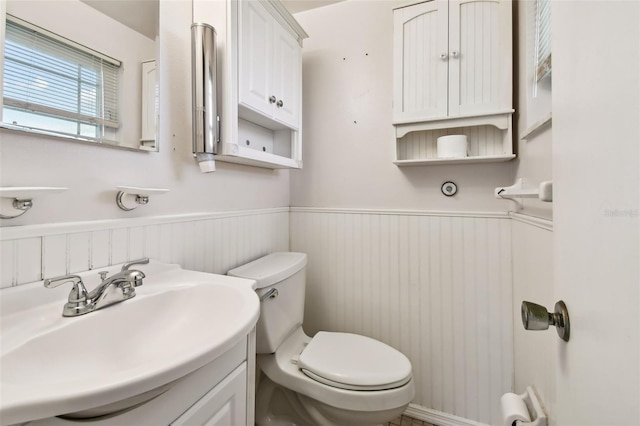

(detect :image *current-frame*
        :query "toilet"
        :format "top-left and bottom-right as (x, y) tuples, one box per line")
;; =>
(228, 252), (415, 426)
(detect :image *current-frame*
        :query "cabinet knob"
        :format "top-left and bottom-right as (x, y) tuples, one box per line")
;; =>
(276, 100), (284, 108)
(439, 53), (448, 60)
(269, 95), (277, 104)
(451, 51), (459, 58)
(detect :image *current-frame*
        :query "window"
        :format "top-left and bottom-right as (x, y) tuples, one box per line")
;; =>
(534, 0), (551, 83)
(2, 16), (121, 142)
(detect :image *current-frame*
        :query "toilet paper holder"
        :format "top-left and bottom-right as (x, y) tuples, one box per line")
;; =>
(502, 386), (548, 426)
(521, 300), (570, 342)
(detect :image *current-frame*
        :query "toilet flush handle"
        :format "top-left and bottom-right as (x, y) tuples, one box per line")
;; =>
(259, 288), (279, 302)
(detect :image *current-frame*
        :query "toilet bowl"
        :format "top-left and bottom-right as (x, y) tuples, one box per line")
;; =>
(229, 252), (415, 426)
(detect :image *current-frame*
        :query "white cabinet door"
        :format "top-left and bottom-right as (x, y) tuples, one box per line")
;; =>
(238, 0), (301, 131)
(448, 0), (509, 117)
(393, 0), (448, 122)
(171, 363), (247, 426)
(272, 24), (300, 129)
(239, 0), (273, 118)
(393, 0), (511, 122)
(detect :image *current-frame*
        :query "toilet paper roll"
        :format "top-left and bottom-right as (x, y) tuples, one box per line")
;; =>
(501, 392), (531, 426)
(437, 135), (468, 158)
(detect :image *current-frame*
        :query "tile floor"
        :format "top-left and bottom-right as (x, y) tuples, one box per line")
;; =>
(386, 414), (437, 426)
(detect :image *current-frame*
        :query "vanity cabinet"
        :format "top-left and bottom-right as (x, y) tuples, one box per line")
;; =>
(171, 363), (247, 426)
(392, 0), (514, 165)
(239, 0), (300, 131)
(25, 335), (256, 426)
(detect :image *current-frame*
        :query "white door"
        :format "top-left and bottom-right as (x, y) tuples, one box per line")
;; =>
(552, 2), (639, 425)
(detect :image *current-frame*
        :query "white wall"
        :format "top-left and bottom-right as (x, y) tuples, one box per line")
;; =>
(512, 0), (553, 221)
(0, 0), (290, 227)
(291, 208), (513, 426)
(291, 0), (515, 212)
(290, 2), (521, 424)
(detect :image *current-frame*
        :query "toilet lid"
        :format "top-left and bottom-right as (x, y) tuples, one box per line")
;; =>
(228, 252), (307, 289)
(297, 332), (412, 391)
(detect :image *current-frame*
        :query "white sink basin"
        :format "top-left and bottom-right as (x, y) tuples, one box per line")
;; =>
(0, 261), (259, 425)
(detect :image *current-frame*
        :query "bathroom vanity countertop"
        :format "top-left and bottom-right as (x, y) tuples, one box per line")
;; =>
(0, 260), (259, 425)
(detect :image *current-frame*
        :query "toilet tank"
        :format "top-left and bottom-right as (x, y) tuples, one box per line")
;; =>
(228, 252), (307, 354)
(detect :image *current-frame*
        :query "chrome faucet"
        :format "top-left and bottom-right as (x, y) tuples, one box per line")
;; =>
(44, 258), (149, 317)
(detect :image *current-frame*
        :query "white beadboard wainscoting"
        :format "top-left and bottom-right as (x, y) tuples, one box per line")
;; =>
(290, 207), (513, 426)
(510, 213), (555, 424)
(0, 208), (289, 288)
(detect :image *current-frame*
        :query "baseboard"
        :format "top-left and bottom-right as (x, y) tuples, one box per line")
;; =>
(404, 404), (490, 426)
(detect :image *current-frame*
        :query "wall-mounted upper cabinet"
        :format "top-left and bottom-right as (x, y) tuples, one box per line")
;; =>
(239, 0), (300, 131)
(393, 0), (512, 125)
(194, 0), (307, 170)
(392, 0), (514, 165)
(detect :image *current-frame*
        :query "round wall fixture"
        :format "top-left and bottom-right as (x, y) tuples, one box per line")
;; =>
(441, 181), (458, 197)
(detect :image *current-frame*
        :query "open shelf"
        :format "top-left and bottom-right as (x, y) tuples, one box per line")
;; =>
(394, 121), (515, 166)
(394, 154), (516, 166)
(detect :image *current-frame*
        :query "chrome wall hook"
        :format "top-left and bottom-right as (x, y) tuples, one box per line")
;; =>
(115, 186), (168, 211)
(0, 198), (33, 219)
(521, 300), (570, 342)
(0, 187), (67, 219)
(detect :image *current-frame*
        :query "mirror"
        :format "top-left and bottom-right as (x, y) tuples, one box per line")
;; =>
(1, 0), (159, 151)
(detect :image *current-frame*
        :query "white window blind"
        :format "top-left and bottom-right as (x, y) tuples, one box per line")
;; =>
(534, 0), (551, 82)
(2, 17), (121, 141)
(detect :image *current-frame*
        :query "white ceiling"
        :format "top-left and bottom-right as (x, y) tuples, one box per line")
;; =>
(80, 0), (158, 40)
(79, 0), (342, 40)
(281, 0), (345, 14)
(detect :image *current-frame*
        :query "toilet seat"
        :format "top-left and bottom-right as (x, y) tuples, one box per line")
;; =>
(298, 332), (412, 391)
(258, 327), (415, 414)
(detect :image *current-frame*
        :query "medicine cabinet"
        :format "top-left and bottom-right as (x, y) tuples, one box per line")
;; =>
(206, 0), (307, 170)
(392, 0), (514, 165)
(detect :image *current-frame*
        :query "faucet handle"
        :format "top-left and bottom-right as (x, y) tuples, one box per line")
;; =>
(121, 258), (149, 272)
(43, 275), (88, 303)
(126, 270), (146, 287)
(133, 272), (145, 287)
